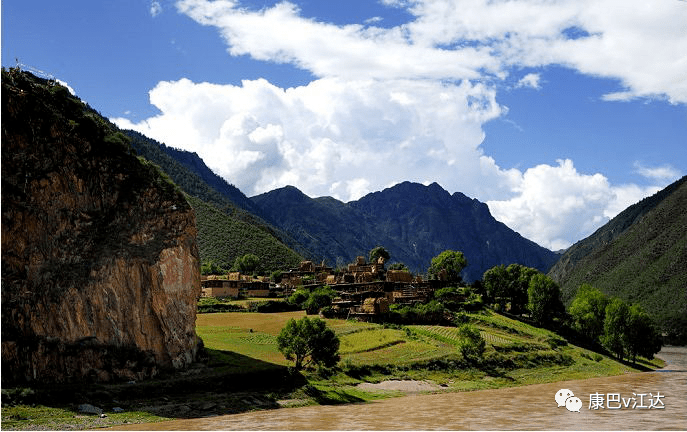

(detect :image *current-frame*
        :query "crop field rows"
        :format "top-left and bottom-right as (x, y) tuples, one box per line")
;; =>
(339, 329), (406, 354)
(195, 311), (608, 373)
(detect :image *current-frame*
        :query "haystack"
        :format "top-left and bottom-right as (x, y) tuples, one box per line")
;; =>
(360, 297), (390, 314)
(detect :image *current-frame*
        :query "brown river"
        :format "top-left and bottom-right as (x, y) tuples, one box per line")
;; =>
(115, 346), (686, 430)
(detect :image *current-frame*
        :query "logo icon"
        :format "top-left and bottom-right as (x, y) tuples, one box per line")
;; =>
(565, 396), (582, 412)
(556, 389), (580, 412)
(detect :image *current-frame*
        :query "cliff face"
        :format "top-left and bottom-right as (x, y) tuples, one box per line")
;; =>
(1, 69), (201, 384)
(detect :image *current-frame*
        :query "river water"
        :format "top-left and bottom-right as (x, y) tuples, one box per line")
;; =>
(115, 346), (686, 430)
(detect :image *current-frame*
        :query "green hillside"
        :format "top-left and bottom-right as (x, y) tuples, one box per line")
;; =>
(187, 194), (302, 272)
(124, 130), (304, 272)
(549, 176), (687, 342)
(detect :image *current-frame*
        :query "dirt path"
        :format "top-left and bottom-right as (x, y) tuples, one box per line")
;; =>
(356, 379), (442, 393)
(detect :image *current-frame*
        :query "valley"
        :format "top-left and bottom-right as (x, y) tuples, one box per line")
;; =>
(2, 68), (684, 431)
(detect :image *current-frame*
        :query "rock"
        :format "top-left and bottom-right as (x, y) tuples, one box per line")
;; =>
(78, 404), (103, 415)
(1, 69), (201, 385)
(112, 407), (124, 413)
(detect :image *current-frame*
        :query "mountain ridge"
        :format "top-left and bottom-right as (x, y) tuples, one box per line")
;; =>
(251, 181), (559, 281)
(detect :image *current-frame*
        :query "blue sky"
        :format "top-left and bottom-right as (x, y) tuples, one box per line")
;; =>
(3, 0), (686, 250)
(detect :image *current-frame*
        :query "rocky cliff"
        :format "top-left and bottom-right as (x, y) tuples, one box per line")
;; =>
(1, 68), (201, 384)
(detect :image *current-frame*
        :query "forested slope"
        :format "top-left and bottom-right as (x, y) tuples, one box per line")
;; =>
(549, 176), (687, 342)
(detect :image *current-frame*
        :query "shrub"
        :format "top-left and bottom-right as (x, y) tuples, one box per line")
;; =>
(457, 324), (486, 363)
(388, 301), (449, 325)
(246, 300), (300, 313)
(288, 289), (310, 306)
(197, 297), (244, 313)
(304, 286), (337, 315)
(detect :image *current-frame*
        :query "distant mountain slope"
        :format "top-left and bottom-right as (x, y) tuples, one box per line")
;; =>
(187, 195), (302, 271)
(351, 182), (559, 280)
(123, 130), (305, 269)
(250, 186), (381, 267)
(251, 182), (559, 281)
(548, 176), (687, 341)
(156, 143), (266, 218)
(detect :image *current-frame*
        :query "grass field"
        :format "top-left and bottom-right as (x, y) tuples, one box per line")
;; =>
(195, 310), (654, 381)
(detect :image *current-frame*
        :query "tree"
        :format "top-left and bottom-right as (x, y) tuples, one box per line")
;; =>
(506, 264), (539, 315)
(601, 297), (629, 360)
(288, 289), (310, 307)
(625, 303), (662, 362)
(276, 316), (340, 370)
(483, 264), (508, 308)
(303, 285), (337, 315)
(483, 264), (538, 314)
(428, 250), (467, 283)
(569, 284), (609, 341)
(232, 253), (260, 274)
(527, 273), (564, 326)
(388, 262), (409, 271)
(457, 324), (486, 363)
(369, 246), (390, 264)
(201, 259), (226, 276)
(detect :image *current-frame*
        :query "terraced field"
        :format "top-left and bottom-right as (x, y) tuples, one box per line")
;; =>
(195, 310), (566, 371)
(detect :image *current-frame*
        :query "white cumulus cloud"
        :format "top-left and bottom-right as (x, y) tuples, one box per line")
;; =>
(633, 162), (682, 182)
(486, 159), (670, 250)
(516, 73), (541, 90)
(174, 0), (687, 102)
(114, 77), (509, 201)
(114, 0), (686, 250)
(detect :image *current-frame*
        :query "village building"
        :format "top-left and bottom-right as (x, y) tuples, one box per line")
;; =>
(201, 273), (271, 299)
(200, 275), (238, 299)
(200, 255), (447, 319)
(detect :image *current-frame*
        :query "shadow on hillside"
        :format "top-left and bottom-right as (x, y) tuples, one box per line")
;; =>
(4, 349), (309, 420)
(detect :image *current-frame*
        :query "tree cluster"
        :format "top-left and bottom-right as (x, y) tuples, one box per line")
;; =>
(569, 284), (661, 362)
(482, 264), (564, 326)
(288, 285), (337, 315)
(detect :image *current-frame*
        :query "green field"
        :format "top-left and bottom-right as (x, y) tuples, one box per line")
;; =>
(196, 310), (656, 387)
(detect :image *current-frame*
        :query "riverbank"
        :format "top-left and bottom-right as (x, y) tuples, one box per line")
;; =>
(0, 311), (665, 430)
(110, 346), (687, 431)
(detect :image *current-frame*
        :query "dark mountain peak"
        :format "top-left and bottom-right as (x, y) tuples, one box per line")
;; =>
(389, 180), (447, 196)
(252, 185), (311, 205)
(353, 181), (453, 212)
(452, 191), (492, 216)
(314, 195), (346, 209)
(253, 179), (558, 280)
